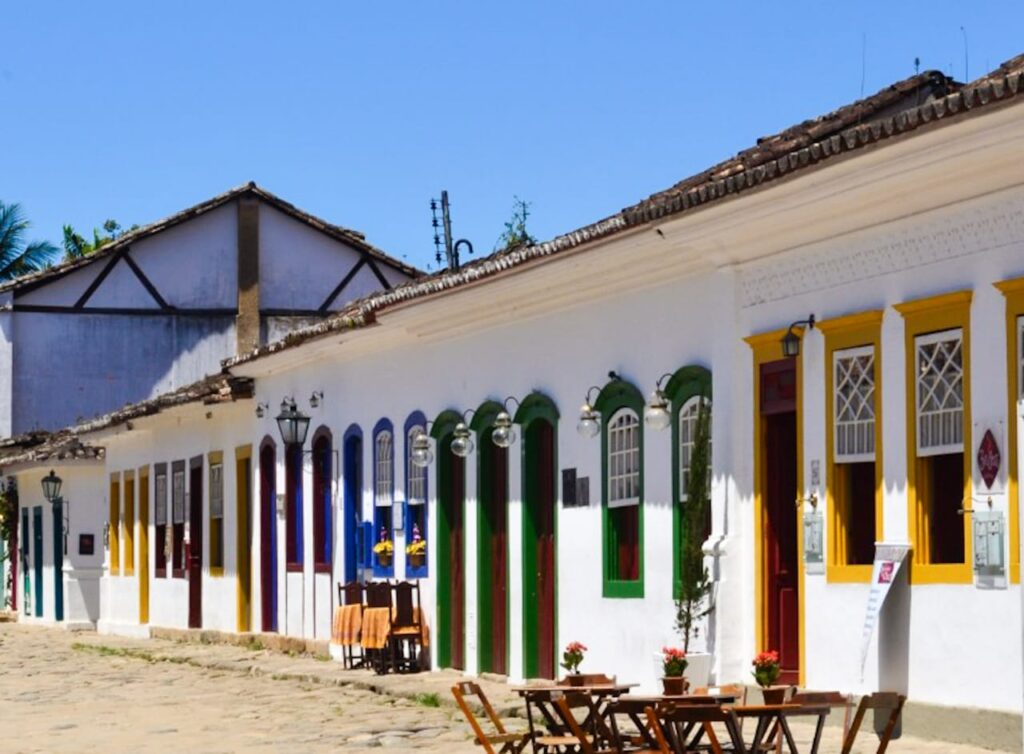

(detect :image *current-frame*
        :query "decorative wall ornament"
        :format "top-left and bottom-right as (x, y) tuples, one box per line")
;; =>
(738, 192), (1024, 308)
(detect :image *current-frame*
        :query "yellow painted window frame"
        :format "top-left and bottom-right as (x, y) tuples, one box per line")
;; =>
(123, 470), (135, 576)
(109, 473), (121, 576)
(820, 311), (884, 583)
(235, 445), (253, 633)
(894, 290), (973, 585)
(138, 466), (150, 624)
(743, 328), (806, 687)
(208, 450), (225, 577)
(994, 277), (1024, 584)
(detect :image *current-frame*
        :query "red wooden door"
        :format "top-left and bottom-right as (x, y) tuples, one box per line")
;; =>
(188, 460), (203, 629)
(449, 454), (465, 670)
(260, 444), (277, 632)
(535, 421), (556, 679)
(761, 359), (799, 684)
(488, 446), (508, 675)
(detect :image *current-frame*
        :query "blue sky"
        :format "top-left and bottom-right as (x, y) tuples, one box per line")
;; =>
(2, 2), (1021, 272)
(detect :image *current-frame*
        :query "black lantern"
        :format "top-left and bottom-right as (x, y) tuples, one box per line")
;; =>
(275, 397), (311, 447)
(781, 315), (815, 358)
(41, 469), (63, 503)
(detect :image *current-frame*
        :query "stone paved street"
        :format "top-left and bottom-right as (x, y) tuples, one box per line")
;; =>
(0, 623), (1011, 753)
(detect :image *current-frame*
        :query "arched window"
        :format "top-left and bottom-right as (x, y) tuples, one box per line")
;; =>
(595, 378), (645, 598)
(312, 429), (333, 572)
(679, 396), (712, 502)
(372, 421), (395, 577)
(665, 365), (712, 600)
(405, 412), (428, 579)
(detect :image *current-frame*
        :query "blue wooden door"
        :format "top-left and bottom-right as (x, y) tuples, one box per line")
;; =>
(52, 502), (64, 621)
(343, 430), (362, 583)
(32, 507), (43, 617)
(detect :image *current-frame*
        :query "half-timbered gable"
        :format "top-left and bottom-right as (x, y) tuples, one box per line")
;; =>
(0, 183), (418, 435)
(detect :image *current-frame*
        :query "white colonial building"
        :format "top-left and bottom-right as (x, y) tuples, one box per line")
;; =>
(4, 53), (1024, 749)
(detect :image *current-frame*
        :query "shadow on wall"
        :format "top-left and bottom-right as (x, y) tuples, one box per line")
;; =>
(12, 313), (235, 434)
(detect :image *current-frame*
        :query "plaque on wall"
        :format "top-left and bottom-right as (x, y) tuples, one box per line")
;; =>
(79, 533), (95, 556)
(562, 468), (577, 506)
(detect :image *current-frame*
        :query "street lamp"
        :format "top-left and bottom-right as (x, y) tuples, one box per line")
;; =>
(781, 315), (815, 358)
(409, 426), (434, 468)
(41, 470), (69, 555)
(275, 397), (311, 447)
(644, 373), (673, 431)
(491, 397), (521, 449)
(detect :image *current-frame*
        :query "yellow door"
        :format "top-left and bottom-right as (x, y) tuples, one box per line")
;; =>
(236, 447), (252, 633)
(139, 468), (150, 624)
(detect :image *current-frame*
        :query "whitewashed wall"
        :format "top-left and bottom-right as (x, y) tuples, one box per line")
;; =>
(16, 464), (105, 628)
(736, 184), (1024, 712)
(98, 403), (256, 637)
(254, 266), (733, 690)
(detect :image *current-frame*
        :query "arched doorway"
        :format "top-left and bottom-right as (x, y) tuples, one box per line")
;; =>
(259, 439), (278, 632)
(342, 425), (363, 584)
(433, 410), (465, 670)
(516, 393), (559, 679)
(473, 401), (508, 676)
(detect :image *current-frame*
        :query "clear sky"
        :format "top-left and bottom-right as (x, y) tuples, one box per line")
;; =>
(2, 2), (1021, 273)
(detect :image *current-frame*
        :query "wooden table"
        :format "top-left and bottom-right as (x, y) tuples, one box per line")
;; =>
(512, 684), (636, 751)
(732, 703), (831, 754)
(615, 694), (740, 750)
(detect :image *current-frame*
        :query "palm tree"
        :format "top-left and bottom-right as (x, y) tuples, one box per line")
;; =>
(0, 201), (59, 282)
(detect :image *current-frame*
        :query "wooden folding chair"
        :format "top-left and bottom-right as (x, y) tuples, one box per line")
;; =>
(388, 580), (423, 673)
(646, 704), (746, 754)
(337, 581), (365, 669)
(554, 692), (621, 753)
(840, 692), (906, 754)
(452, 681), (529, 754)
(523, 689), (591, 753)
(790, 690), (854, 751)
(607, 698), (678, 753)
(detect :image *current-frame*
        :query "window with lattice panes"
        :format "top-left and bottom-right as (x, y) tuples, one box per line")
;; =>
(607, 409), (640, 508)
(679, 397), (712, 502)
(209, 462), (224, 571)
(914, 327), (967, 565)
(155, 467), (168, 575)
(171, 464), (185, 575)
(375, 431), (394, 507)
(915, 329), (964, 456)
(834, 346), (876, 463)
(407, 426), (427, 505)
(831, 344), (878, 568)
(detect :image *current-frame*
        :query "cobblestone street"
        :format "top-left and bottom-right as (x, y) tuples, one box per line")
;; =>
(0, 623), (1012, 753)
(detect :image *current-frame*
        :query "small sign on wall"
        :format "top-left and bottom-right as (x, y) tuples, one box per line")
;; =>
(803, 511), (824, 574)
(973, 421), (1006, 494)
(562, 468), (590, 507)
(79, 533), (95, 556)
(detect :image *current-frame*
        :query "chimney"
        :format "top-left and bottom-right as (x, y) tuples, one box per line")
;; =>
(236, 196), (260, 354)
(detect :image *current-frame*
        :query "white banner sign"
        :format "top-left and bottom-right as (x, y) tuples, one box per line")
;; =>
(859, 543), (911, 678)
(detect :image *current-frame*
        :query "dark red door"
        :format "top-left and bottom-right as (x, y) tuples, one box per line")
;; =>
(188, 459), (203, 629)
(761, 359), (799, 684)
(486, 445), (508, 674)
(449, 454), (465, 670)
(260, 443), (277, 632)
(535, 421), (556, 679)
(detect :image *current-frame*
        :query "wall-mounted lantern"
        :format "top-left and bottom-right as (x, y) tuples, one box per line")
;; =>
(42, 469), (70, 555)
(644, 373), (673, 431)
(578, 371), (622, 438)
(275, 397), (311, 447)
(409, 426), (434, 468)
(451, 410), (476, 458)
(491, 397), (521, 449)
(254, 402), (268, 419)
(309, 390), (324, 409)
(781, 314), (816, 358)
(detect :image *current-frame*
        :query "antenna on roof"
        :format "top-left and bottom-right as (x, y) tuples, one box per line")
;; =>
(860, 33), (866, 98)
(428, 190), (473, 272)
(914, 57), (920, 75)
(960, 26), (969, 81)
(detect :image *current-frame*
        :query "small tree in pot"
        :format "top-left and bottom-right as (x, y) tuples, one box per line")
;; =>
(674, 397), (713, 660)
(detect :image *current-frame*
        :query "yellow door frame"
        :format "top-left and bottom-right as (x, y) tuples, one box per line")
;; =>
(235, 445), (253, 633)
(744, 328), (806, 686)
(994, 278), (1024, 584)
(138, 466), (150, 624)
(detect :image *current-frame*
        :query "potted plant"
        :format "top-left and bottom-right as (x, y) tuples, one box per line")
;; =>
(673, 396), (713, 687)
(752, 650), (786, 704)
(561, 641), (588, 686)
(373, 526), (393, 567)
(406, 522), (426, 569)
(661, 647), (689, 696)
